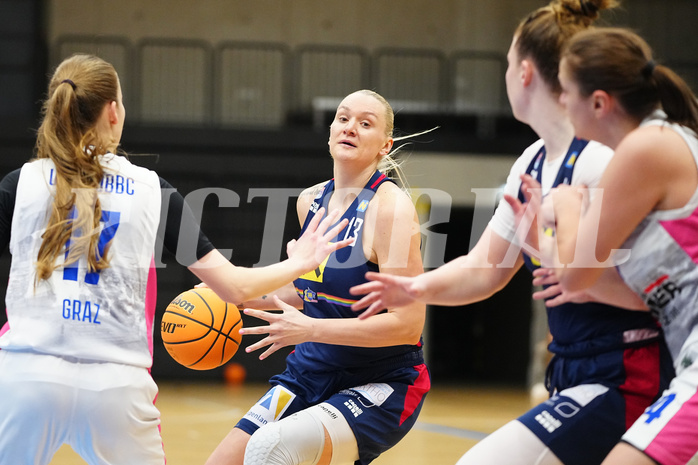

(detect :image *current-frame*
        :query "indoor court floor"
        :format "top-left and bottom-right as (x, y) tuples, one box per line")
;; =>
(48, 381), (531, 464)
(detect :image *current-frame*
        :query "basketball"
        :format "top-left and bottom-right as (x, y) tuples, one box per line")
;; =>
(161, 288), (243, 370)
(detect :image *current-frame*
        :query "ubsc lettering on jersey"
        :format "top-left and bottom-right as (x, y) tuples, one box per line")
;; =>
(62, 298), (101, 324)
(48, 169), (135, 195)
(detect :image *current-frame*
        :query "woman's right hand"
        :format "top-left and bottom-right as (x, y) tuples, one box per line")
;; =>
(349, 272), (425, 319)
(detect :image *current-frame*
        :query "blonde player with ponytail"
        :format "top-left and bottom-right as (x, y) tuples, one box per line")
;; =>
(0, 54), (351, 465)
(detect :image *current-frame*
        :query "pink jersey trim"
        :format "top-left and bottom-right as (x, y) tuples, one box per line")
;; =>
(0, 321), (9, 339)
(370, 173), (387, 190)
(660, 205), (698, 264)
(644, 389), (698, 465)
(145, 257), (158, 362)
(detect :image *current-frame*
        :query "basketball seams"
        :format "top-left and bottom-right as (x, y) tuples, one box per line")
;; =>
(161, 288), (242, 370)
(193, 289), (229, 367)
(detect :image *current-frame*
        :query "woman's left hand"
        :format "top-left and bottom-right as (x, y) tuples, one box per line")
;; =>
(240, 296), (313, 360)
(286, 207), (353, 273)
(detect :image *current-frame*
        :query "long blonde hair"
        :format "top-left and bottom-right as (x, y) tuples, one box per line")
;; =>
(355, 89), (436, 189)
(34, 54), (119, 283)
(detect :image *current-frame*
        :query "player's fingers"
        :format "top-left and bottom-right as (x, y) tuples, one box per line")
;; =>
(314, 208), (341, 237)
(304, 207), (326, 233)
(363, 271), (401, 285)
(520, 175), (542, 202)
(503, 194), (523, 215)
(244, 337), (271, 354)
(358, 301), (385, 320)
(532, 274), (557, 287)
(239, 324), (270, 336)
(349, 281), (383, 296)
(350, 293), (378, 311)
(242, 308), (272, 322)
(259, 342), (286, 360)
(272, 295), (295, 312)
(322, 217), (349, 241)
(544, 295), (565, 307)
(329, 237), (354, 252)
(532, 284), (561, 301)
(532, 268), (549, 278)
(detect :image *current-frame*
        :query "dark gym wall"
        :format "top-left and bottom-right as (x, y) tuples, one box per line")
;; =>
(1, 0), (696, 386)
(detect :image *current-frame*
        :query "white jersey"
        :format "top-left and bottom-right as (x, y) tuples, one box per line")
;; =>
(489, 138), (614, 244)
(616, 113), (698, 373)
(1, 154), (161, 368)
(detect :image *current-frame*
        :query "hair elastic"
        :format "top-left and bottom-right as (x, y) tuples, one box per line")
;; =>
(642, 60), (656, 79)
(61, 79), (77, 91)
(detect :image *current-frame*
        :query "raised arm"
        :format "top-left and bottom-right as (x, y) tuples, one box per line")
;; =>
(189, 206), (351, 305)
(241, 182), (428, 359)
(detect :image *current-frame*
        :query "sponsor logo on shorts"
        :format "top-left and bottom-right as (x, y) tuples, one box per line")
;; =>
(535, 410), (562, 433)
(244, 386), (296, 427)
(346, 383), (394, 407)
(344, 398), (363, 418)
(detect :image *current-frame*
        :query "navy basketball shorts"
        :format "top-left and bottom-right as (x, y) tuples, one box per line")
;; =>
(236, 362), (431, 465)
(518, 383), (628, 465)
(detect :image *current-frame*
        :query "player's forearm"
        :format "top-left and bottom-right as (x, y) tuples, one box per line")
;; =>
(416, 256), (517, 306)
(189, 250), (307, 304)
(240, 283), (303, 310)
(308, 306), (425, 347)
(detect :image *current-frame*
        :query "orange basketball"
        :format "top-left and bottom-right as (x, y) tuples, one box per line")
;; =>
(161, 288), (242, 370)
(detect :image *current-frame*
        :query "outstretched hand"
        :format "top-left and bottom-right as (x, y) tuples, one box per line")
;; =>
(240, 296), (313, 360)
(503, 174), (544, 255)
(349, 271), (424, 319)
(531, 267), (593, 306)
(287, 207), (353, 272)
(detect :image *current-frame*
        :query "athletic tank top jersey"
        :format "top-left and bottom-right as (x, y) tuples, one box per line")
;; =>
(519, 139), (663, 385)
(1, 155), (161, 368)
(292, 170), (424, 371)
(616, 112), (698, 374)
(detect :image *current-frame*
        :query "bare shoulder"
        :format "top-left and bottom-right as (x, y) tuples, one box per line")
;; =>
(296, 181), (329, 222)
(371, 181), (418, 227)
(614, 125), (692, 174)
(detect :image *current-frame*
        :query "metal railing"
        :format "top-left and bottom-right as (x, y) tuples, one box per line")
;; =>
(52, 35), (518, 129)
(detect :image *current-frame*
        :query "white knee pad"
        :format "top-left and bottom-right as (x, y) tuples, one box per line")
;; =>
(311, 403), (359, 465)
(456, 420), (563, 465)
(244, 403), (358, 465)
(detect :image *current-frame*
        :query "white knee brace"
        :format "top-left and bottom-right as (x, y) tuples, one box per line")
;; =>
(244, 403), (358, 465)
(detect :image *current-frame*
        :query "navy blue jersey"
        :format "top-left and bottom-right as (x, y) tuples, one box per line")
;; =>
(511, 138), (674, 465)
(291, 170), (424, 372)
(519, 139), (671, 390)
